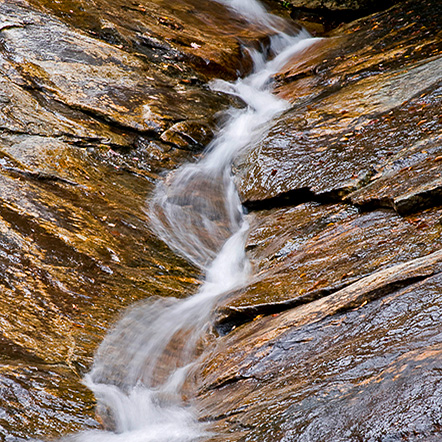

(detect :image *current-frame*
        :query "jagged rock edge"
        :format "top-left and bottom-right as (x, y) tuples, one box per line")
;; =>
(215, 248), (442, 336)
(242, 180), (442, 216)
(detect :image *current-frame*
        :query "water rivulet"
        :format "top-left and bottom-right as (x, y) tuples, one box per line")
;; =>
(66, 2), (314, 440)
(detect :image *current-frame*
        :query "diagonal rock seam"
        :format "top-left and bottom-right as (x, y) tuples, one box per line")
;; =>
(242, 179), (442, 216)
(215, 248), (442, 336)
(242, 186), (349, 212)
(352, 182), (442, 216)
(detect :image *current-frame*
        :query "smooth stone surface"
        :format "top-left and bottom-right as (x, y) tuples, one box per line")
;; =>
(160, 119), (215, 150)
(214, 204), (442, 328)
(185, 2), (442, 440)
(0, 0), (271, 161)
(348, 132), (442, 215)
(0, 0), (441, 439)
(0, 1), (229, 136)
(0, 134), (201, 437)
(0, 364), (97, 439)
(234, 0), (442, 213)
(195, 255), (442, 441)
(28, 0), (268, 80)
(0, 0), (281, 436)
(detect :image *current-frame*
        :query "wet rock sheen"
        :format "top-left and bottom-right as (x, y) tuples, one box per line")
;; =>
(0, 0), (441, 440)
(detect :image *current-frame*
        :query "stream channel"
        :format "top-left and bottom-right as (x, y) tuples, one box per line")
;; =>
(61, 1), (315, 440)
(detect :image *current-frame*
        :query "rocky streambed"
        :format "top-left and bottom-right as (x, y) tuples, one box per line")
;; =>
(0, 0), (441, 440)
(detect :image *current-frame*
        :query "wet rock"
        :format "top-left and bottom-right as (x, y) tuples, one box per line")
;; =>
(0, 1), (227, 136)
(0, 69), (128, 146)
(214, 203), (442, 331)
(278, 0), (409, 35)
(0, 0), (441, 438)
(196, 254), (442, 441)
(234, 0), (442, 212)
(0, 0), (269, 160)
(0, 133), (202, 437)
(0, 364), (98, 439)
(348, 133), (442, 215)
(28, 0), (267, 80)
(188, 1), (442, 440)
(0, 135), (202, 344)
(0, 0), (282, 436)
(283, 0), (394, 10)
(160, 119), (215, 151)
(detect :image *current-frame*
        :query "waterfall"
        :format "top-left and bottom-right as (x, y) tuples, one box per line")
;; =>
(65, 2), (315, 441)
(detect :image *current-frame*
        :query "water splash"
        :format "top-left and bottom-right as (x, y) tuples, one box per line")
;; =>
(67, 2), (316, 441)
(214, 0), (289, 31)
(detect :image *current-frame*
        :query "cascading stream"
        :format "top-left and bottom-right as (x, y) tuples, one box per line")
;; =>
(65, 2), (316, 441)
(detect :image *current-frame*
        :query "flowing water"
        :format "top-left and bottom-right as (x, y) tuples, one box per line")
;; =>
(65, 2), (315, 441)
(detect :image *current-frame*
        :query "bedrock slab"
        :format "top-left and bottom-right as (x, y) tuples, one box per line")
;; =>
(0, 0), (282, 437)
(0, 1), (232, 138)
(234, 0), (442, 214)
(0, 136), (200, 437)
(347, 132), (442, 215)
(189, 3), (442, 439)
(195, 253), (442, 441)
(214, 203), (442, 330)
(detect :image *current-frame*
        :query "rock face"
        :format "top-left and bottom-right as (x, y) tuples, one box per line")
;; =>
(188, 0), (442, 440)
(1, 0), (266, 150)
(283, 0), (397, 11)
(0, 0), (270, 438)
(275, 0), (407, 36)
(198, 268), (442, 441)
(214, 204), (442, 330)
(0, 0), (441, 440)
(235, 0), (442, 212)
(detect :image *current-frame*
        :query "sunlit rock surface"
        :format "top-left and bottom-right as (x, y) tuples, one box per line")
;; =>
(235, 0), (441, 210)
(198, 269), (442, 441)
(214, 204), (442, 328)
(0, 0), (269, 437)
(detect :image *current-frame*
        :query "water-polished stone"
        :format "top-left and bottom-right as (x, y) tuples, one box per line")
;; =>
(0, 0), (441, 439)
(234, 0), (442, 214)
(214, 204), (442, 329)
(0, 0), (277, 436)
(196, 258), (442, 441)
(188, 1), (442, 440)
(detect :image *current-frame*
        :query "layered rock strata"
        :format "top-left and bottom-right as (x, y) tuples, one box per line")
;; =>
(0, 0), (440, 439)
(193, 1), (442, 440)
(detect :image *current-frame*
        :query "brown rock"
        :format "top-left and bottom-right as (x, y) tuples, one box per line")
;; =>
(160, 119), (215, 151)
(234, 0), (442, 213)
(214, 204), (442, 331)
(196, 254), (442, 440)
(284, 0), (394, 10)
(0, 133), (200, 437)
(348, 133), (442, 215)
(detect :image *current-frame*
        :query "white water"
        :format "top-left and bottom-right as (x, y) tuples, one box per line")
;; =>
(65, 3), (315, 441)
